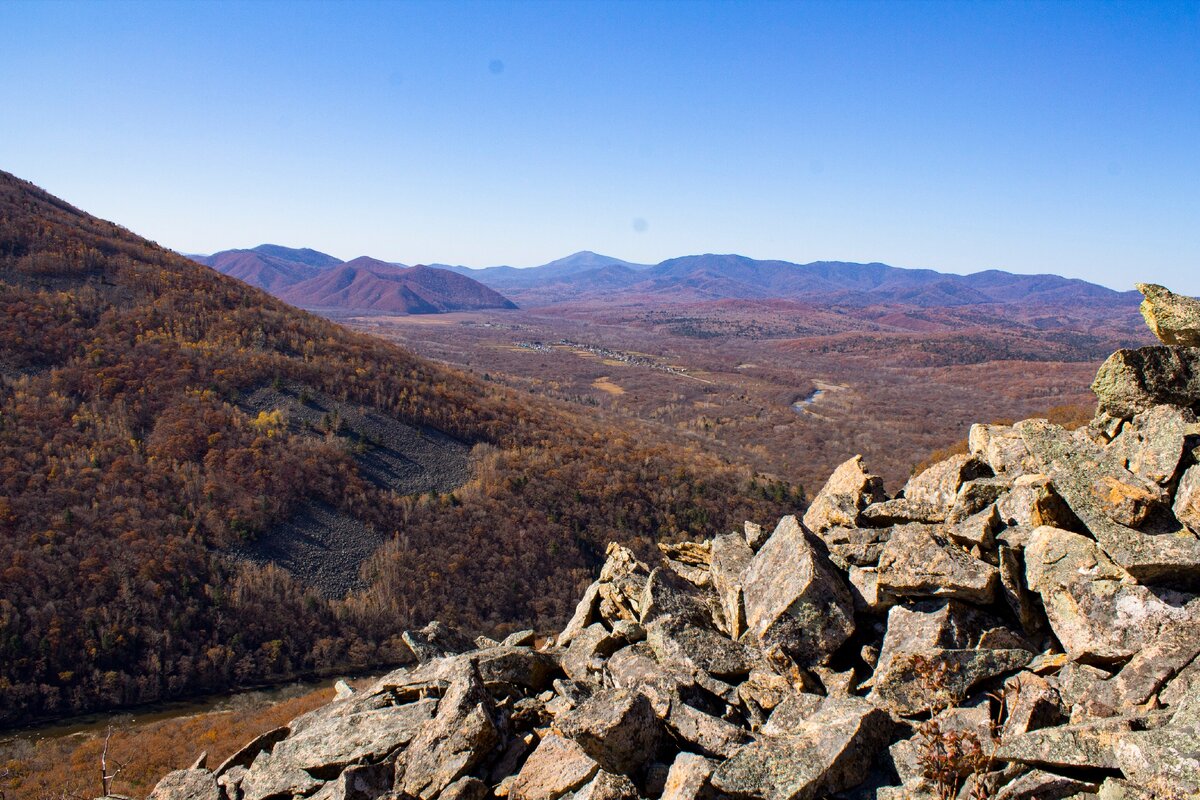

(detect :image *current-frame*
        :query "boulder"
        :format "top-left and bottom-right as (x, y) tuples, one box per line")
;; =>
(1018, 419), (1200, 580)
(639, 566), (711, 627)
(859, 498), (945, 526)
(646, 616), (755, 680)
(902, 454), (989, 515)
(508, 734), (600, 800)
(1106, 404), (1197, 486)
(556, 688), (660, 775)
(558, 582), (602, 646)
(605, 642), (680, 717)
(710, 532), (753, 639)
(396, 660), (503, 799)
(1175, 463), (1200, 534)
(271, 699), (437, 773)
(213, 726), (290, 777)
(502, 629), (537, 647)
(147, 769), (220, 800)
(660, 753), (716, 800)
(994, 474), (1076, 530)
(403, 621), (476, 663)
(240, 751), (323, 800)
(744, 520), (770, 551)
(802, 456), (887, 533)
(573, 771), (640, 800)
(1085, 624), (1200, 714)
(969, 424), (1038, 477)
(741, 515), (855, 666)
(994, 770), (1098, 800)
(947, 477), (1009, 523)
(1113, 725), (1200, 795)
(712, 697), (891, 800)
(1000, 671), (1064, 740)
(307, 763), (393, 800)
(869, 647), (1031, 716)
(664, 694), (753, 758)
(995, 715), (1143, 770)
(1024, 526), (1196, 662)
(1091, 345), (1200, 419)
(597, 543), (651, 624)
(875, 524), (998, 604)
(562, 624), (623, 683)
(1137, 282), (1200, 347)
(814, 525), (890, 568)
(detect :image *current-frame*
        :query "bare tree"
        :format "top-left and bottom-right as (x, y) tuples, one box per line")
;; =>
(99, 726), (125, 798)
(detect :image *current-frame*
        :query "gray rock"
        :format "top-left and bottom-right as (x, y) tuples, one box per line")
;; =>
(214, 726), (290, 777)
(307, 763), (393, 800)
(1160, 655), (1200, 715)
(1091, 345), (1200, 420)
(846, 565), (896, 613)
(647, 616), (755, 680)
(994, 474), (1076, 530)
(558, 582), (602, 646)
(661, 753), (716, 800)
(947, 478), (1010, 523)
(760, 692), (824, 736)
(333, 679), (354, 700)
(1106, 404), (1197, 486)
(1137, 282), (1200, 347)
(815, 525), (890, 569)
(710, 532), (753, 639)
(664, 694), (753, 758)
(396, 660), (502, 799)
(438, 776), (489, 800)
(860, 498), (946, 526)
(556, 688), (660, 775)
(1051, 661), (1114, 711)
(903, 454), (989, 516)
(509, 734), (600, 800)
(271, 699), (437, 773)
(573, 771), (640, 800)
(403, 621), (476, 663)
(472, 646), (559, 691)
(502, 629), (537, 647)
(997, 545), (1046, 640)
(969, 423), (1038, 477)
(240, 750), (323, 800)
(994, 769), (1098, 800)
(1176, 463), (1200, 534)
(745, 520), (770, 551)
(639, 566), (711, 627)
(562, 623), (624, 683)
(875, 524), (998, 604)
(147, 769), (220, 800)
(889, 703), (994, 786)
(741, 515), (855, 666)
(1085, 623), (1200, 715)
(1024, 526), (1196, 662)
(1000, 671), (1064, 740)
(1020, 420), (1200, 580)
(597, 543), (651, 624)
(712, 697), (891, 800)
(945, 504), (1000, 551)
(869, 647), (1031, 716)
(605, 642), (680, 716)
(995, 715), (1140, 770)
(802, 456), (887, 533)
(1113, 725), (1200, 796)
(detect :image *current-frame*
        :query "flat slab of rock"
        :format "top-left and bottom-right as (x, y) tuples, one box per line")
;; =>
(1025, 526), (1196, 662)
(271, 699), (437, 773)
(1114, 724), (1200, 795)
(875, 524), (997, 604)
(509, 734), (600, 800)
(996, 716), (1141, 770)
(661, 753), (716, 800)
(869, 647), (1031, 716)
(1018, 418), (1200, 580)
(741, 515), (855, 666)
(713, 697), (891, 800)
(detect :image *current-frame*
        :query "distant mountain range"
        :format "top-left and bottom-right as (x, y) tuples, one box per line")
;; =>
(193, 246), (1140, 312)
(192, 246), (517, 313)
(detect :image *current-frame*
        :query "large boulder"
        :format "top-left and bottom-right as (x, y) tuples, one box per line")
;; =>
(271, 699), (437, 774)
(902, 454), (989, 517)
(1137, 282), (1200, 347)
(740, 515), (855, 666)
(1091, 345), (1200, 420)
(802, 456), (887, 533)
(875, 524), (998, 604)
(403, 621), (476, 663)
(555, 688), (660, 775)
(508, 734), (600, 800)
(1024, 526), (1196, 662)
(712, 697), (891, 800)
(395, 660), (503, 799)
(147, 769), (221, 800)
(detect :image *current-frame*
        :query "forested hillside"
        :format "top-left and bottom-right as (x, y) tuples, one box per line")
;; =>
(0, 171), (800, 726)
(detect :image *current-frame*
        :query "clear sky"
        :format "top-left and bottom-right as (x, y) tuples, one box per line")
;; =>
(1, 0), (1197, 292)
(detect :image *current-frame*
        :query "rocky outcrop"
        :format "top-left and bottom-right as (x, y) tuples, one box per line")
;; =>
(148, 286), (1200, 800)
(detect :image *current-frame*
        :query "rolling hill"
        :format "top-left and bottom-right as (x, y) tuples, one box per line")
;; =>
(278, 257), (518, 313)
(193, 244), (343, 291)
(0, 170), (797, 726)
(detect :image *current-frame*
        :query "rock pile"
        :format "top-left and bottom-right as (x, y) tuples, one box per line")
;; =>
(148, 287), (1200, 800)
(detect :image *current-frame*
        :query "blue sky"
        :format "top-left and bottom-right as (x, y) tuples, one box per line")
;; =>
(1, 0), (1197, 292)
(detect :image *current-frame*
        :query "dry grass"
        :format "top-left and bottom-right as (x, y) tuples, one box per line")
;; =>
(1, 686), (334, 800)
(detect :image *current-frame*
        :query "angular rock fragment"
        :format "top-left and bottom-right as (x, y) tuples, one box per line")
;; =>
(396, 660), (502, 799)
(1091, 345), (1200, 419)
(647, 616), (755, 680)
(271, 699), (436, 773)
(639, 566), (711, 627)
(240, 751), (323, 800)
(1113, 725), (1200, 795)
(556, 688), (660, 775)
(995, 474), (1076, 530)
(713, 698), (891, 800)
(562, 623), (624, 683)
(509, 734), (600, 800)
(870, 647), (1031, 716)
(1176, 463), (1200, 534)
(1024, 526), (1196, 662)
(744, 520), (770, 551)
(860, 498), (945, 526)
(573, 771), (640, 800)
(1000, 671), (1064, 740)
(994, 769), (1097, 800)
(1137, 282), (1200, 347)
(741, 515), (855, 666)
(403, 620), (476, 663)
(903, 454), (989, 515)
(948, 477), (1009, 523)
(969, 423), (1038, 477)
(148, 769), (221, 800)
(597, 543), (651, 623)
(1019, 418), (1200, 579)
(661, 752), (716, 800)
(710, 532), (753, 639)
(308, 763), (393, 800)
(802, 455), (887, 533)
(1106, 404), (1197, 486)
(558, 582), (602, 646)
(664, 694), (752, 758)
(605, 642), (679, 716)
(875, 524), (998, 604)
(502, 629), (536, 647)
(815, 525), (890, 568)
(995, 715), (1141, 770)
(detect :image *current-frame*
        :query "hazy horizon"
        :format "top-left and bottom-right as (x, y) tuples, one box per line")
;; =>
(3, 0), (1197, 293)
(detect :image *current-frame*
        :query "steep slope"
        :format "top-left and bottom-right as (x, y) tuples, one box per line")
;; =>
(278, 257), (518, 313)
(0, 170), (797, 725)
